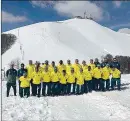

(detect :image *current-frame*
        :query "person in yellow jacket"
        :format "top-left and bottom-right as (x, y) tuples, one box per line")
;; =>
(41, 60), (51, 72)
(57, 60), (66, 74)
(67, 68), (76, 95)
(84, 66), (93, 93)
(88, 59), (96, 70)
(59, 70), (68, 95)
(111, 66), (121, 90)
(51, 67), (60, 96)
(101, 64), (111, 91)
(31, 67), (42, 97)
(66, 60), (73, 74)
(19, 72), (31, 98)
(82, 60), (88, 73)
(42, 66), (51, 96)
(50, 61), (56, 73)
(76, 68), (85, 95)
(93, 64), (102, 91)
(72, 59), (82, 74)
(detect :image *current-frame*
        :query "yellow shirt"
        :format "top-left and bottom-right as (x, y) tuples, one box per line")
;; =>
(41, 65), (51, 72)
(19, 76), (30, 88)
(66, 64), (73, 74)
(82, 65), (88, 73)
(67, 73), (76, 83)
(34, 66), (43, 73)
(93, 68), (102, 79)
(42, 71), (51, 82)
(51, 72), (60, 82)
(59, 74), (68, 84)
(102, 67), (111, 80)
(57, 64), (66, 74)
(76, 72), (85, 85)
(72, 64), (82, 74)
(88, 63), (96, 70)
(31, 71), (42, 84)
(84, 70), (93, 81)
(111, 69), (121, 78)
(26, 64), (35, 78)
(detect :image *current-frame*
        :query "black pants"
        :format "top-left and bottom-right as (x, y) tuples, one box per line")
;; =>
(42, 82), (51, 96)
(51, 82), (59, 95)
(94, 78), (101, 91)
(76, 84), (84, 94)
(19, 87), (30, 98)
(6, 82), (16, 97)
(18, 80), (21, 95)
(32, 84), (41, 96)
(60, 84), (67, 95)
(67, 83), (76, 94)
(84, 80), (92, 93)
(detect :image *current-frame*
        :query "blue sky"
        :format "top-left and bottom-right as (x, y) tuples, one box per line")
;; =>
(2, 1), (130, 32)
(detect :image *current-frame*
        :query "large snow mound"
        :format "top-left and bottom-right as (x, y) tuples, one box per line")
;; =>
(2, 18), (130, 67)
(2, 74), (130, 120)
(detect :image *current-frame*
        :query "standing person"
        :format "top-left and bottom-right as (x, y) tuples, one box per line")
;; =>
(101, 58), (108, 68)
(88, 59), (96, 70)
(93, 64), (102, 91)
(66, 60), (73, 74)
(57, 60), (66, 74)
(76, 68), (85, 95)
(67, 68), (76, 95)
(6, 64), (17, 97)
(19, 72), (30, 98)
(31, 67), (42, 97)
(18, 63), (27, 95)
(42, 67), (51, 96)
(51, 67), (60, 96)
(50, 61), (56, 73)
(84, 66), (93, 93)
(111, 58), (120, 70)
(101, 64), (111, 91)
(73, 59), (81, 74)
(26, 60), (35, 95)
(82, 60), (88, 73)
(111, 66), (121, 90)
(94, 58), (100, 67)
(59, 70), (68, 95)
(41, 60), (51, 72)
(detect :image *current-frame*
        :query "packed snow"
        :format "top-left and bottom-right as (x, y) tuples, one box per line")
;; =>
(2, 18), (130, 68)
(2, 74), (130, 120)
(118, 28), (130, 34)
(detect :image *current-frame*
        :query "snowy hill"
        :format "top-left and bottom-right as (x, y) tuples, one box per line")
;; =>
(118, 28), (130, 34)
(2, 18), (130, 67)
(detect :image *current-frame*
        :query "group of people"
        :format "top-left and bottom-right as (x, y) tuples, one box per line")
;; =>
(6, 58), (121, 98)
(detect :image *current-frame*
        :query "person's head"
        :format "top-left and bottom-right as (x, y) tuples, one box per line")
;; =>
(29, 60), (33, 65)
(75, 59), (79, 64)
(80, 68), (83, 73)
(54, 67), (58, 73)
(10, 64), (14, 69)
(88, 66), (91, 71)
(44, 66), (48, 72)
(23, 72), (27, 78)
(113, 58), (117, 62)
(45, 60), (49, 65)
(90, 59), (93, 64)
(35, 61), (38, 65)
(42, 63), (44, 65)
(62, 70), (66, 75)
(95, 58), (99, 62)
(106, 64), (110, 68)
(21, 63), (25, 69)
(59, 60), (63, 65)
(51, 61), (55, 67)
(82, 60), (86, 66)
(71, 68), (74, 73)
(67, 60), (71, 65)
(97, 64), (101, 69)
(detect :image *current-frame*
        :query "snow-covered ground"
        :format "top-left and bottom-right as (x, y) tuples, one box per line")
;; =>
(2, 74), (130, 120)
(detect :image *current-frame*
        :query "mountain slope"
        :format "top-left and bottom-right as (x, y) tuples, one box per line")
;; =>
(2, 18), (130, 67)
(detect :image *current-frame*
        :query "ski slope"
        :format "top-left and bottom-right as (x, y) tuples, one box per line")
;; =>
(2, 74), (130, 120)
(2, 18), (130, 68)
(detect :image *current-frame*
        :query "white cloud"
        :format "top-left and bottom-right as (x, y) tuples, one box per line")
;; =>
(31, 1), (104, 21)
(113, 1), (122, 8)
(2, 11), (28, 23)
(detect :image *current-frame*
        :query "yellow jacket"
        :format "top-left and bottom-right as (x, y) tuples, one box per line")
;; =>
(93, 68), (102, 79)
(66, 64), (73, 74)
(57, 64), (66, 73)
(59, 74), (68, 84)
(102, 67), (111, 80)
(34, 66), (43, 73)
(42, 71), (51, 82)
(84, 70), (93, 81)
(41, 65), (51, 72)
(51, 72), (60, 82)
(88, 63), (96, 70)
(76, 72), (85, 85)
(111, 69), (121, 78)
(26, 64), (35, 78)
(72, 64), (81, 74)
(19, 76), (30, 88)
(31, 71), (42, 84)
(82, 65), (88, 73)
(67, 73), (76, 83)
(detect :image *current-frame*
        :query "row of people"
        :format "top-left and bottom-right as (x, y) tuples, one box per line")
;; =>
(6, 59), (121, 97)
